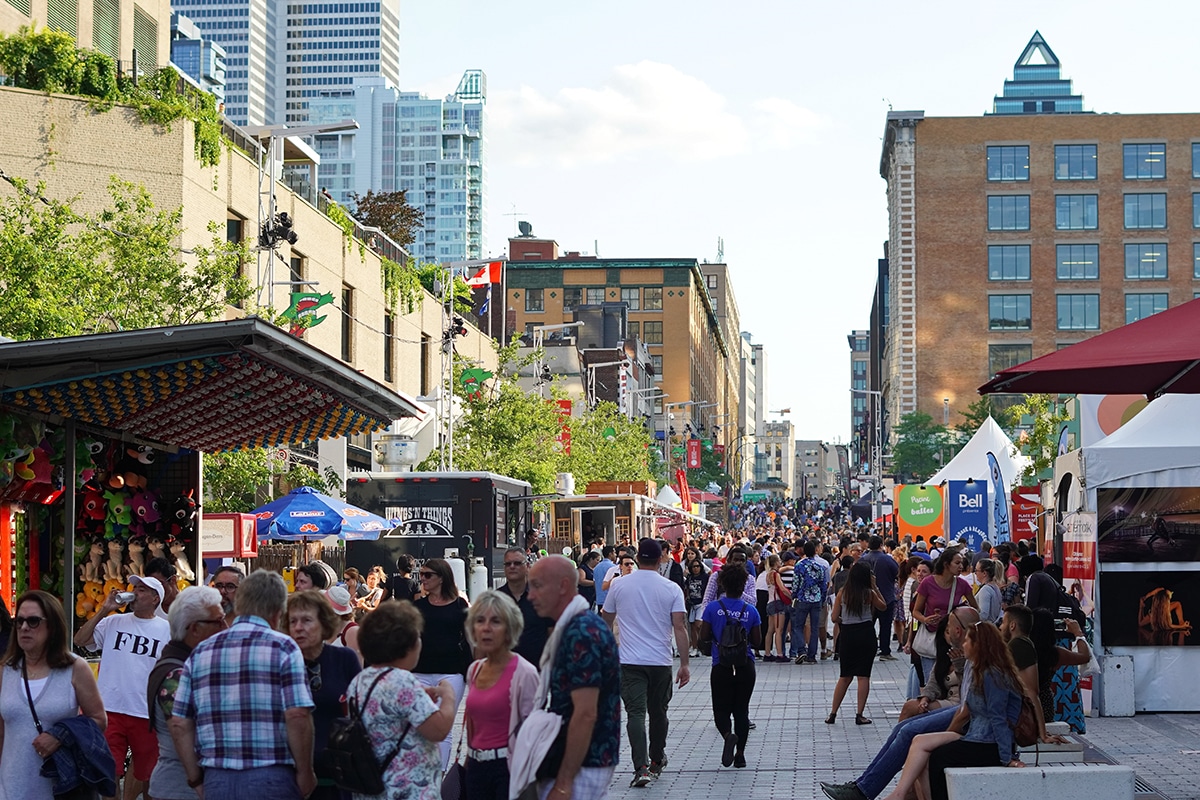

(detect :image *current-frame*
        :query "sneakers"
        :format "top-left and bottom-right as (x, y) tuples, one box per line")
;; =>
(878, 653), (898, 661)
(649, 758), (667, 777)
(630, 767), (652, 788)
(820, 781), (870, 800)
(721, 732), (737, 767)
(794, 654), (808, 665)
(820, 650), (831, 660)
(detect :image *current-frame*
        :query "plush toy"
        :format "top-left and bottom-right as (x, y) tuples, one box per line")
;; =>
(147, 535), (166, 561)
(102, 576), (126, 600)
(169, 537), (195, 583)
(103, 539), (125, 583)
(77, 481), (107, 538)
(76, 580), (105, 620)
(110, 445), (155, 491)
(168, 490), (199, 540)
(129, 488), (160, 538)
(81, 537), (105, 584)
(74, 437), (104, 486)
(103, 489), (131, 538)
(126, 536), (146, 577)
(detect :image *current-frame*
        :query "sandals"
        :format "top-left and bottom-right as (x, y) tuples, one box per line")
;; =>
(825, 712), (837, 724)
(856, 714), (873, 725)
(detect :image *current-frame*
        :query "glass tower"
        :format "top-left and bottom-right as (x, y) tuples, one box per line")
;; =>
(991, 31), (1086, 115)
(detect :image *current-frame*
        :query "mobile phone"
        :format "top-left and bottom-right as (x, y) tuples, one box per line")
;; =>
(1053, 618), (1067, 632)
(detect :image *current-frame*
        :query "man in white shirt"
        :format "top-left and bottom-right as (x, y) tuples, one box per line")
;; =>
(74, 574), (171, 800)
(602, 538), (690, 788)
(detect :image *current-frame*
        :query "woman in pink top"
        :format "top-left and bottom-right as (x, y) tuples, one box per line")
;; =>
(463, 590), (539, 800)
(911, 547), (978, 689)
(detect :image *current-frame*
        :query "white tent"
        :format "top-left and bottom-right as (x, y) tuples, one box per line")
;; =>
(1053, 394), (1200, 712)
(925, 417), (1030, 541)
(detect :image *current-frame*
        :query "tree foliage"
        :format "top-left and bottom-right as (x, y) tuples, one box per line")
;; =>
(203, 449), (343, 513)
(1009, 394), (1071, 483)
(0, 176), (250, 340)
(350, 189), (424, 248)
(890, 411), (951, 482)
(416, 263), (474, 316)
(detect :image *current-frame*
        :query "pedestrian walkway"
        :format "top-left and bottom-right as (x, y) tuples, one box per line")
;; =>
(598, 656), (1200, 800)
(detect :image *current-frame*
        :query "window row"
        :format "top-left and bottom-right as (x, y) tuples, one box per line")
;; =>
(988, 193), (1200, 231)
(988, 242), (1199, 281)
(988, 293), (1171, 331)
(523, 287), (665, 313)
(987, 143), (1198, 182)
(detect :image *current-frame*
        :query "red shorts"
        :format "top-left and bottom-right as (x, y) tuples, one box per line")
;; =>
(104, 711), (159, 780)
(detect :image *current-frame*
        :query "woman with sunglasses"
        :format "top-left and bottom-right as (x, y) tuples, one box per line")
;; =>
(287, 590), (361, 800)
(0, 590), (107, 799)
(413, 558), (471, 771)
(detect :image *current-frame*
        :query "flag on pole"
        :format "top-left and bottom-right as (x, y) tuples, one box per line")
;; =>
(477, 284), (491, 316)
(465, 260), (503, 287)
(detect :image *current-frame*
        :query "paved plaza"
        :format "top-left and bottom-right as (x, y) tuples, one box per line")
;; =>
(588, 656), (1200, 800)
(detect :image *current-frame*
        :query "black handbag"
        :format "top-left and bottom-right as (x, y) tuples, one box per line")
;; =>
(22, 661), (101, 800)
(326, 669), (408, 795)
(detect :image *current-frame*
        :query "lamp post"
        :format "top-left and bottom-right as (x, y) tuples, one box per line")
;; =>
(852, 389), (884, 520)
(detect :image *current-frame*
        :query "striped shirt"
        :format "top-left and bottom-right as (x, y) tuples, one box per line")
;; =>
(173, 615), (313, 770)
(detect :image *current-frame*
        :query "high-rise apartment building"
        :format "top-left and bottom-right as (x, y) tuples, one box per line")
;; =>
(876, 32), (1200, 433)
(309, 70), (487, 263)
(847, 329), (869, 465)
(700, 263), (741, 446)
(759, 420), (793, 498)
(168, 0), (398, 127)
(736, 332), (758, 490)
(170, 12), (225, 106)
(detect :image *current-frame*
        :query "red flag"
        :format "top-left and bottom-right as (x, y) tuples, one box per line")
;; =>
(686, 439), (702, 469)
(465, 260), (503, 287)
(676, 469), (692, 513)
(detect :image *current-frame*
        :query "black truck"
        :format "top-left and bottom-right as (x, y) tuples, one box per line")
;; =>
(343, 471), (534, 589)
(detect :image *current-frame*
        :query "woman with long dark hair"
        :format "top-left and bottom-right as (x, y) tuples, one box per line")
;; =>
(413, 557), (471, 771)
(825, 562), (887, 725)
(911, 547), (978, 690)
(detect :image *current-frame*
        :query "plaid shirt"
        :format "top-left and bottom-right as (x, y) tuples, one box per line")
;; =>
(173, 615), (313, 770)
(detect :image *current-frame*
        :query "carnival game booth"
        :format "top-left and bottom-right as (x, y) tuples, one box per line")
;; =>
(1053, 394), (1200, 712)
(0, 319), (426, 636)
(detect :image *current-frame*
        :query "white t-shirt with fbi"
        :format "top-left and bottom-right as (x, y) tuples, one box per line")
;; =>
(88, 612), (171, 718)
(603, 568), (685, 667)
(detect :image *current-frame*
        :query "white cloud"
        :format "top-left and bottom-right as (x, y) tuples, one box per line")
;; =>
(490, 61), (749, 167)
(751, 97), (828, 149)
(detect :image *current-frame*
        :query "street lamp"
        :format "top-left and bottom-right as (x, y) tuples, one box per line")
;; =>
(851, 389), (884, 521)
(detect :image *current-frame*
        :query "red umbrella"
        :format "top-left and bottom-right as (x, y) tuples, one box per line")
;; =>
(979, 297), (1200, 397)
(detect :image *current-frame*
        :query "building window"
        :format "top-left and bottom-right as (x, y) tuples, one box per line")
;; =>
(650, 354), (663, 381)
(383, 311), (394, 383)
(341, 285), (354, 362)
(226, 217), (243, 243)
(563, 287), (581, 311)
(989, 344), (1033, 377)
(986, 146), (1029, 181)
(987, 196), (1030, 231)
(1124, 143), (1166, 180)
(1055, 195), (1099, 230)
(621, 287), (640, 310)
(1194, 193), (1200, 228)
(643, 287), (663, 310)
(1056, 295), (1100, 330)
(1125, 243), (1167, 279)
(706, 274), (718, 289)
(1126, 293), (1168, 323)
(1124, 193), (1167, 229)
(987, 245), (1030, 280)
(628, 321), (639, 339)
(1056, 243), (1099, 280)
(1195, 243), (1200, 279)
(525, 288), (544, 312)
(1194, 143), (1200, 178)
(643, 321), (663, 344)
(988, 295), (1032, 330)
(585, 287), (605, 305)
(1055, 144), (1097, 180)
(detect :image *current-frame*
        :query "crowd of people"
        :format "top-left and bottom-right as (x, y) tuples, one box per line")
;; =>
(0, 496), (1096, 800)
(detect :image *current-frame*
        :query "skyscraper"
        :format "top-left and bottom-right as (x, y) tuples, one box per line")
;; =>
(171, 0), (274, 126)
(309, 70), (487, 263)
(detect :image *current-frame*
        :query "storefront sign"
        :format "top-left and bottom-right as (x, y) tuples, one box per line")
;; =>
(947, 480), (988, 550)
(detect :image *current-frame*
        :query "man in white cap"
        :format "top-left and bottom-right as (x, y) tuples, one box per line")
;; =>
(74, 574), (172, 800)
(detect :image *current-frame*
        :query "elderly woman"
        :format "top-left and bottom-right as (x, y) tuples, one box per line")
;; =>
(413, 558), (471, 771)
(348, 602), (457, 800)
(148, 586), (226, 800)
(325, 586), (361, 661)
(0, 590), (108, 800)
(462, 591), (539, 800)
(288, 590), (362, 800)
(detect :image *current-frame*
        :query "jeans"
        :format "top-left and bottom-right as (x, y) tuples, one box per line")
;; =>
(620, 664), (673, 771)
(791, 601), (822, 660)
(710, 661), (756, 752)
(855, 706), (957, 799)
(204, 766), (302, 800)
(874, 600), (896, 656)
(465, 756), (509, 800)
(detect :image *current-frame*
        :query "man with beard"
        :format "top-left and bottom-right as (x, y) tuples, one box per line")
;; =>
(211, 564), (244, 627)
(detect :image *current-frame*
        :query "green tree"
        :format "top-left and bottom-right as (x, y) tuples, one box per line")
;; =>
(416, 263), (474, 316)
(564, 402), (653, 489)
(203, 449), (343, 513)
(1009, 394), (1071, 483)
(350, 189), (424, 248)
(890, 411), (950, 482)
(953, 396), (1017, 446)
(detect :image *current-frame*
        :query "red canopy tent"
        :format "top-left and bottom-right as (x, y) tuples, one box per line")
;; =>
(979, 296), (1200, 397)
(688, 490), (723, 503)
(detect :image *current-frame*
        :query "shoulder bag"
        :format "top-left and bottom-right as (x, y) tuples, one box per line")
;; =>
(326, 668), (407, 795)
(912, 581), (957, 659)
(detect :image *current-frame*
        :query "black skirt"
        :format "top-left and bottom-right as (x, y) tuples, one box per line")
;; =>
(838, 620), (877, 678)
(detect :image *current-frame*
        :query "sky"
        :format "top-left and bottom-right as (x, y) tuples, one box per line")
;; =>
(400, 0), (1200, 443)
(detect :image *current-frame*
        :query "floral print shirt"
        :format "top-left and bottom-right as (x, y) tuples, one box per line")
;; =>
(349, 667), (440, 800)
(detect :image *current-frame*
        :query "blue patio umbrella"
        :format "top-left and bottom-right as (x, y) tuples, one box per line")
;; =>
(252, 486), (392, 541)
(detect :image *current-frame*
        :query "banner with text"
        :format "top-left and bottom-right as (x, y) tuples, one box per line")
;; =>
(895, 484), (945, 544)
(947, 480), (988, 551)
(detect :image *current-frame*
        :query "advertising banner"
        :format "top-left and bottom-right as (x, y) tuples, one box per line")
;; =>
(895, 484), (945, 544)
(1097, 486), (1200, 563)
(1100, 569), (1199, 647)
(947, 480), (988, 551)
(1011, 486), (1041, 547)
(686, 439), (702, 469)
(713, 443), (725, 466)
(1061, 511), (1096, 615)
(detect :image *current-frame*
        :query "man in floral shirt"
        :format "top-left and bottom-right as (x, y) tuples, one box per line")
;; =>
(528, 556), (621, 800)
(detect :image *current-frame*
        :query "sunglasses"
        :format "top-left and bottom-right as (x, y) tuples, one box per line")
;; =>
(504, 561), (525, 567)
(306, 661), (322, 691)
(15, 616), (45, 629)
(419, 571), (438, 579)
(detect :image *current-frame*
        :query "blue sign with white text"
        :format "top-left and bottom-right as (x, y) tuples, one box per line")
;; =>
(947, 480), (989, 551)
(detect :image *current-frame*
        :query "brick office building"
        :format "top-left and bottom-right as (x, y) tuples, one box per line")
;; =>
(877, 32), (1200, 431)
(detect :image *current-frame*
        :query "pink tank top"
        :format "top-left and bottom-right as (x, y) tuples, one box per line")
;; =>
(466, 656), (517, 750)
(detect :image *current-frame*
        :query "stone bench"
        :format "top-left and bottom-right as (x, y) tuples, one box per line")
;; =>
(1017, 722), (1083, 763)
(944, 764), (1134, 800)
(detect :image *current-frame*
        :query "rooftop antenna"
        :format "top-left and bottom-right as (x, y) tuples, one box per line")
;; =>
(505, 204), (526, 235)
(716, 237), (724, 263)
(595, 239), (599, 258)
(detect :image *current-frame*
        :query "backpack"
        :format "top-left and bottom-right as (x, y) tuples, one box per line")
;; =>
(716, 601), (749, 668)
(326, 668), (407, 794)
